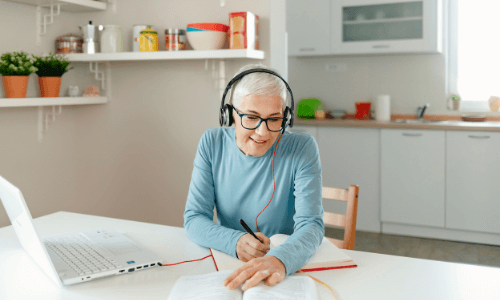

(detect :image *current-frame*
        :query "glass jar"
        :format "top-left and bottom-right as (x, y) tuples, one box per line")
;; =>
(165, 29), (186, 51)
(55, 34), (83, 53)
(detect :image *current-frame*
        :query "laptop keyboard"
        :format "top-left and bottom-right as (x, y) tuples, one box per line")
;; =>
(44, 235), (123, 276)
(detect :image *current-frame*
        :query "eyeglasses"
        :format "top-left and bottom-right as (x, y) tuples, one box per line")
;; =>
(233, 107), (284, 132)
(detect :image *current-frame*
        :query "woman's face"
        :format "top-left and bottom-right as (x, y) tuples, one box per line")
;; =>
(233, 94), (283, 157)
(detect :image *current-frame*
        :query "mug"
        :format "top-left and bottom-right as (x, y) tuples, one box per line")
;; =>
(355, 102), (371, 120)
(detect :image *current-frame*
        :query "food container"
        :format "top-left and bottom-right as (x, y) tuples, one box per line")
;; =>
(330, 110), (347, 119)
(101, 25), (123, 53)
(165, 29), (186, 51)
(139, 26), (158, 52)
(133, 25), (148, 52)
(55, 34), (83, 54)
(229, 12), (259, 50)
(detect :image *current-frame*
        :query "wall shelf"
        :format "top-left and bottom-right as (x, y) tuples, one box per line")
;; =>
(4, 0), (107, 12)
(0, 96), (108, 107)
(63, 49), (266, 62)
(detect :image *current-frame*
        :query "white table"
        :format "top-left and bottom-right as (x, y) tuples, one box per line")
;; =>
(1, 212), (499, 300)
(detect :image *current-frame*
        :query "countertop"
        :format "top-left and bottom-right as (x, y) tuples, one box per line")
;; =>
(294, 119), (500, 132)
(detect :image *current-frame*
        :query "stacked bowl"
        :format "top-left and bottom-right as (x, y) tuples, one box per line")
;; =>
(186, 23), (229, 50)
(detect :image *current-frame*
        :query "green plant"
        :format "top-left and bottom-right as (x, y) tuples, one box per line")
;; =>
(450, 94), (461, 101)
(0, 51), (38, 76)
(32, 53), (72, 77)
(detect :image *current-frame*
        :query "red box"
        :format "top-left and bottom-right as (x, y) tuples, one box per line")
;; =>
(229, 12), (259, 50)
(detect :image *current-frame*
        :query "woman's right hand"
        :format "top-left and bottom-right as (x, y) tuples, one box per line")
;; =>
(236, 233), (271, 262)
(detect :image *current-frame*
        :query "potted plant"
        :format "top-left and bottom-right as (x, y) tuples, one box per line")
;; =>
(32, 53), (72, 97)
(0, 51), (38, 98)
(450, 94), (461, 111)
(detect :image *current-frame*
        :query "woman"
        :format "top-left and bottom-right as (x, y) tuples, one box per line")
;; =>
(184, 64), (324, 291)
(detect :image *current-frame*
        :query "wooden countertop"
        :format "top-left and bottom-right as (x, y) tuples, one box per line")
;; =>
(294, 119), (500, 132)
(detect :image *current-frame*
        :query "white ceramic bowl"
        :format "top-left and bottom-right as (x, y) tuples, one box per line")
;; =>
(186, 31), (227, 50)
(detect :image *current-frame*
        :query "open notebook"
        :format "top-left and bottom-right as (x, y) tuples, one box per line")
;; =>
(167, 270), (318, 300)
(211, 234), (357, 272)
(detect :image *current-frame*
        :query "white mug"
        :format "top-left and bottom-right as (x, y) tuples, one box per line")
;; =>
(100, 25), (123, 53)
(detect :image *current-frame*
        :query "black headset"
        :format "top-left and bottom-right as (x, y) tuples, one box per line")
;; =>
(219, 68), (294, 132)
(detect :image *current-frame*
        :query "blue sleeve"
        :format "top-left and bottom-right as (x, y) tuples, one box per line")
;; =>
(183, 130), (246, 257)
(266, 134), (325, 275)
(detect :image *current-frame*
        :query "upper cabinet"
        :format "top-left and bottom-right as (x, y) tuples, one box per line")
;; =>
(287, 0), (331, 56)
(287, 0), (443, 56)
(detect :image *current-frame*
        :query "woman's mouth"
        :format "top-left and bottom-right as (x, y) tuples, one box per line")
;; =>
(250, 137), (266, 144)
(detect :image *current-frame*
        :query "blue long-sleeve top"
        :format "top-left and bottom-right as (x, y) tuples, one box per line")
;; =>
(183, 128), (324, 276)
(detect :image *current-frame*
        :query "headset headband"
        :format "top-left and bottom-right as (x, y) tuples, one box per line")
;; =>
(219, 68), (294, 129)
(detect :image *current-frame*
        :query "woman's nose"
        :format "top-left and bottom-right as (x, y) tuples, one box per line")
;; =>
(255, 120), (270, 135)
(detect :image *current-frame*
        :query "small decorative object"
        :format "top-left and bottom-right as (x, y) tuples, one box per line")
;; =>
(32, 53), (72, 97)
(68, 86), (79, 97)
(83, 85), (100, 97)
(0, 51), (38, 98)
(488, 96), (500, 111)
(450, 94), (461, 111)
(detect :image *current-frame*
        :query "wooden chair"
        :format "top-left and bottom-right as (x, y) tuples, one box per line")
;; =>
(322, 185), (359, 250)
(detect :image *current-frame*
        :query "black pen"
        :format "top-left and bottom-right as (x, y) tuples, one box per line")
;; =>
(239, 219), (262, 243)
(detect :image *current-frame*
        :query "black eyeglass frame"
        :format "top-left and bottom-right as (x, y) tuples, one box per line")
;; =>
(233, 107), (285, 132)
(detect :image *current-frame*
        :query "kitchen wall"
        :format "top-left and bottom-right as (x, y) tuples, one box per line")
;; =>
(0, 0), (276, 228)
(288, 53), (448, 116)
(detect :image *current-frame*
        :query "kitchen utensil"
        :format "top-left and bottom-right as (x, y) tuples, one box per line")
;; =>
(375, 95), (391, 121)
(462, 115), (486, 122)
(355, 102), (371, 119)
(80, 21), (98, 54)
(133, 25), (148, 52)
(330, 110), (347, 119)
(186, 30), (227, 50)
(100, 25), (122, 53)
(297, 98), (323, 119)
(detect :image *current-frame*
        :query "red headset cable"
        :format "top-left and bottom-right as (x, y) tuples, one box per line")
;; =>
(255, 131), (284, 232)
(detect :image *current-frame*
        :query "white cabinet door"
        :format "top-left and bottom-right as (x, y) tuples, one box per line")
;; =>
(333, 0), (442, 54)
(287, 0), (331, 56)
(317, 127), (380, 232)
(380, 129), (445, 227)
(446, 131), (500, 234)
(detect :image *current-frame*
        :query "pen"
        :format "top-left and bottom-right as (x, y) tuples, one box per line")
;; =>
(239, 219), (262, 243)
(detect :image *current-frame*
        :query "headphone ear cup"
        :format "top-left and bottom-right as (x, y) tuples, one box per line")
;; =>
(222, 104), (234, 127)
(283, 107), (291, 128)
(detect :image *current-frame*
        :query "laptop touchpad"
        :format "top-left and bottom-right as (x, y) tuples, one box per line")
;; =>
(104, 242), (142, 256)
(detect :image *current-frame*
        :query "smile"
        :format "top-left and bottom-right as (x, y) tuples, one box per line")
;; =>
(250, 137), (266, 144)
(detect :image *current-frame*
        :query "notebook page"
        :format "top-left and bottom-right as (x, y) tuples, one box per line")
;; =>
(167, 270), (242, 300)
(242, 275), (317, 300)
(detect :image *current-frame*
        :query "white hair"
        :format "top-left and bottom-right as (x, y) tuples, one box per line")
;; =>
(229, 64), (288, 110)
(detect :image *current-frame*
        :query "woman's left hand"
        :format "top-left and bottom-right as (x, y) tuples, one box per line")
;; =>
(222, 256), (286, 291)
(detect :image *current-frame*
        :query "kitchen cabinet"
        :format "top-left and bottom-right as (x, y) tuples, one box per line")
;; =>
(380, 129), (445, 227)
(446, 131), (500, 234)
(333, 0), (442, 54)
(317, 127), (380, 232)
(286, 0), (331, 56)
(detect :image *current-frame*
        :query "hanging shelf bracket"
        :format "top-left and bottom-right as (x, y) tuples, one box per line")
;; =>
(38, 105), (62, 143)
(36, 5), (61, 46)
(205, 59), (226, 100)
(89, 62), (106, 91)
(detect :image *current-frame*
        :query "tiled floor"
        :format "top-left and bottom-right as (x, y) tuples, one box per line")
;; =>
(325, 227), (500, 268)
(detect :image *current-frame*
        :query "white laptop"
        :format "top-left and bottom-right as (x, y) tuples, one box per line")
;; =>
(0, 175), (163, 286)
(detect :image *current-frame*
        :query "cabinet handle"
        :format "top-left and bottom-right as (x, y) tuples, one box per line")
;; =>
(468, 135), (490, 139)
(299, 48), (316, 52)
(402, 133), (423, 137)
(372, 45), (390, 49)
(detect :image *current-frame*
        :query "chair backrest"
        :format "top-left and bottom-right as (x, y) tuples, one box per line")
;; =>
(322, 185), (359, 250)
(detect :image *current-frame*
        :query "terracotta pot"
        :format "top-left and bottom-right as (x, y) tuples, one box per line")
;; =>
(38, 76), (62, 97)
(2, 75), (29, 98)
(452, 100), (460, 111)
